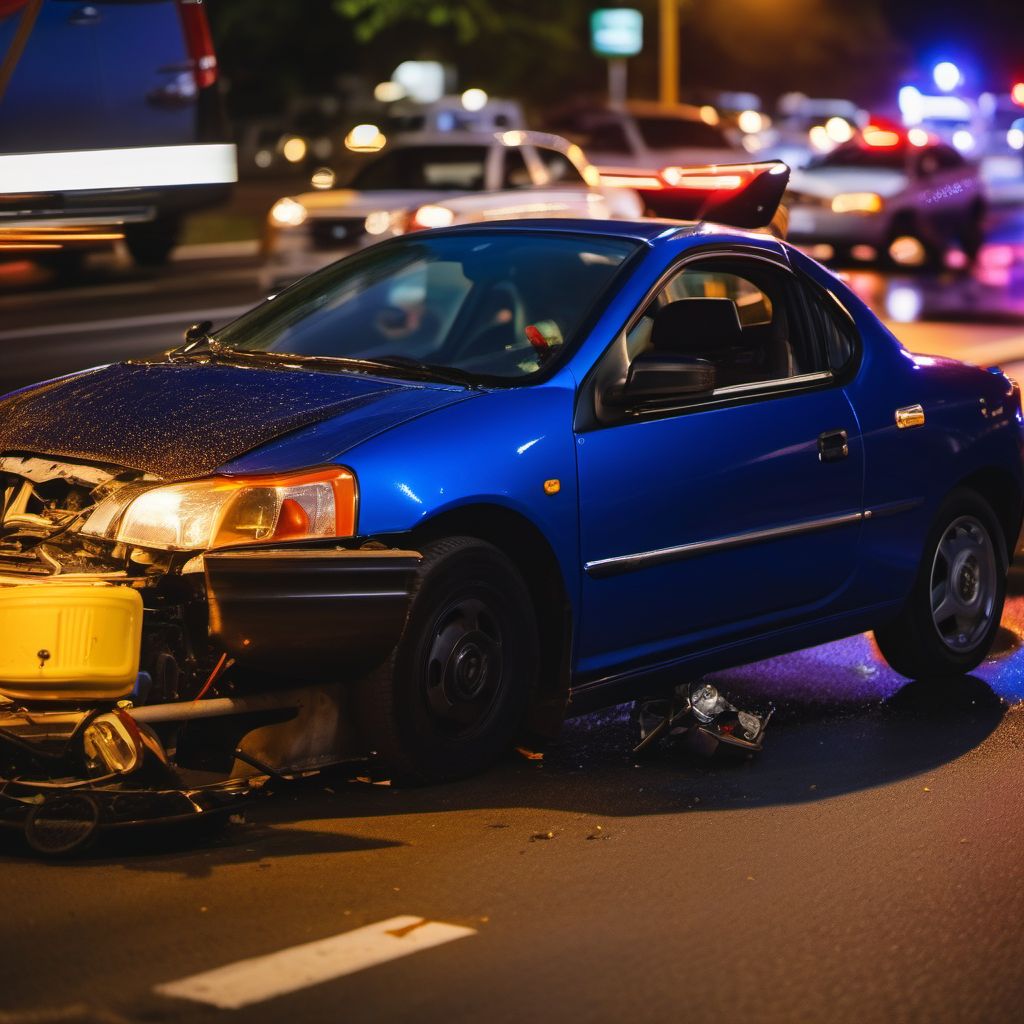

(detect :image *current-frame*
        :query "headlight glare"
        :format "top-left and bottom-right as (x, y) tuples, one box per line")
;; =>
(831, 192), (884, 214)
(269, 196), (307, 227)
(83, 467), (356, 552)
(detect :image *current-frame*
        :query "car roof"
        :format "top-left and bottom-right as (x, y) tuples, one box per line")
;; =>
(429, 217), (783, 250)
(385, 129), (568, 149)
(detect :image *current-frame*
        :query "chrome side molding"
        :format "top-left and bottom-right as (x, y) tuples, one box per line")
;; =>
(584, 499), (923, 578)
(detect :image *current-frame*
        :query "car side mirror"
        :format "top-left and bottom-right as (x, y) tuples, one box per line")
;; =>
(605, 351), (717, 406)
(184, 320), (213, 346)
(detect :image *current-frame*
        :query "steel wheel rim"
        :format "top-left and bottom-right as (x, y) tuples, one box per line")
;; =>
(929, 514), (997, 653)
(422, 594), (505, 738)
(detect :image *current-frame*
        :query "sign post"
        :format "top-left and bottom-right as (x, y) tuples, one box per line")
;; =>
(590, 8), (643, 109)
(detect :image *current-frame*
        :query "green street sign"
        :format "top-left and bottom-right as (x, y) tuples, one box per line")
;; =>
(591, 8), (643, 58)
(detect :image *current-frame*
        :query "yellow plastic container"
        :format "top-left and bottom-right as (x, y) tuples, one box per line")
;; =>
(0, 584), (143, 701)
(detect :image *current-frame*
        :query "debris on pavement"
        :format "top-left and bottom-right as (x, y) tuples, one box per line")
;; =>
(630, 681), (772, 758)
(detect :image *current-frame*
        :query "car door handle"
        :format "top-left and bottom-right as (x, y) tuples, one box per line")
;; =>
(818, 429), (849, 463)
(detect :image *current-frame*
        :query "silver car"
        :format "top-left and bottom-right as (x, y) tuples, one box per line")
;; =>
(262, 130), (641, 289)
(785, 134), (985, 268)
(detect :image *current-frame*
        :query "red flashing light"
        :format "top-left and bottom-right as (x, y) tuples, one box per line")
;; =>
(177, 0), (218, 90)
(1012, 82), (1024, 107)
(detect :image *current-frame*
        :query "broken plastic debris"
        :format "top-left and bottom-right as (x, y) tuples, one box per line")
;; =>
(630, 681), (771, 757)
(515, 746), (544, 761)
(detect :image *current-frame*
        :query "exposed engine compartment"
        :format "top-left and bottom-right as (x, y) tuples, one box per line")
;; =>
(0, 454), (214, 704)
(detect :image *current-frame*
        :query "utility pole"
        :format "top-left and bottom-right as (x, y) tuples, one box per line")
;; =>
(659, 0), (679, 105)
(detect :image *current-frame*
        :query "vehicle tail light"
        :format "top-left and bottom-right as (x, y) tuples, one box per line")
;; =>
(660, 166), (747, 190)
(599, 170), (664, 190)
(177, 0), (218, 90)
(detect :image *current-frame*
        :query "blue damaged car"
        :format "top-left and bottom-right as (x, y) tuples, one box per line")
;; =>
(0, 164), (1021, 850)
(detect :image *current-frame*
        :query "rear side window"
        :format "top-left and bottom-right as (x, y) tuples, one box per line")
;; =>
(801, 281), (858, 373)
(635, 116), (731, 150)
(502, 148), (533, 188)
(537, 148), (587, 186)
(350, 147), (488, 191)
(576, 121), (632, 154)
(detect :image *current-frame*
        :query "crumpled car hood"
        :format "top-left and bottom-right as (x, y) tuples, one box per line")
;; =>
(0, 360), (469, 480)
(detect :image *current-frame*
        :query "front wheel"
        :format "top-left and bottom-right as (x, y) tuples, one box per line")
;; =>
(874, 490), (1007, 678)
(353, 537), (539, 784)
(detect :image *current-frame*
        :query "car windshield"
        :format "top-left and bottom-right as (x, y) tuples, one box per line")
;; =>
(215, 232), (638, 382)
(635, 116), (731, 150)
(809, 142), (909, 172)
(349, 146), (490, 191)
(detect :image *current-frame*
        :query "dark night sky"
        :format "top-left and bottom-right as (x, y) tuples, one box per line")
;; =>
(883, 0), (1023, 85)
(209, 1), (1024, 117)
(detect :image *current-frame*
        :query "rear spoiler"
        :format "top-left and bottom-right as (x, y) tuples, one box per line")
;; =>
(603, 161), (791, 234)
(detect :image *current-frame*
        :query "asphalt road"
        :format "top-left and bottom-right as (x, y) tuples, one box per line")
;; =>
(2, 231), (1024, 1023)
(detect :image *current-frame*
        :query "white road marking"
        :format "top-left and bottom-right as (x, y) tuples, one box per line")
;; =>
(0, 305), (251, 342)
(153, 915), (476, 1010)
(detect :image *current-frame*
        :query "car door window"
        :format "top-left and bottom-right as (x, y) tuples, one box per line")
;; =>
(537, 148), (587, 186)
(582, 121), (632, 154)
(502, 148), (534, 188)
(628, 262), (825, 392)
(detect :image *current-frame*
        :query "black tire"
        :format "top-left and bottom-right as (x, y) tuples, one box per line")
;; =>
(125, 216), (180, 267)
(40, 249), (86, 284)
(353, 536), (539, 784)
(959, 202), (987, 266)
(874, 489), (1007, 679)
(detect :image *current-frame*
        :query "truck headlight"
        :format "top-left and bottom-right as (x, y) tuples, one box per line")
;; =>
(831, 192), (884, 214)
(83, 467), (357, 552)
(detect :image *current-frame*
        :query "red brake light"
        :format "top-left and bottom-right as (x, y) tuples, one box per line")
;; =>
(177, 0), (217, 90)
(1013, 83), (1024, 107)
(660, 166), (747, 190)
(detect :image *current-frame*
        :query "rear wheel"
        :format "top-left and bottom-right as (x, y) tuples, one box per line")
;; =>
(875, 490), (1007, 678)
(959, 201), (987, 266)
(125, 215), (180, 267)
(354, 537), (539, 784)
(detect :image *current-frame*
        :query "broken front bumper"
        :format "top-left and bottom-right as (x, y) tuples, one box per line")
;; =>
(0, 543), (423, 852)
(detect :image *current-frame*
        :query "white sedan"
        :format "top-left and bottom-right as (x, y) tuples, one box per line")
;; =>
(785, 130), (985, 268)
(262, 130), (642, 289)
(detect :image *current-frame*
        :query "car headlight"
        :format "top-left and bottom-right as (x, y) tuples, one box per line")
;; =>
(83, 711), (144, 775)
(831, 192), (884, 214)
(269, 196), (308, 227)
(82, 467), (357, 552)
